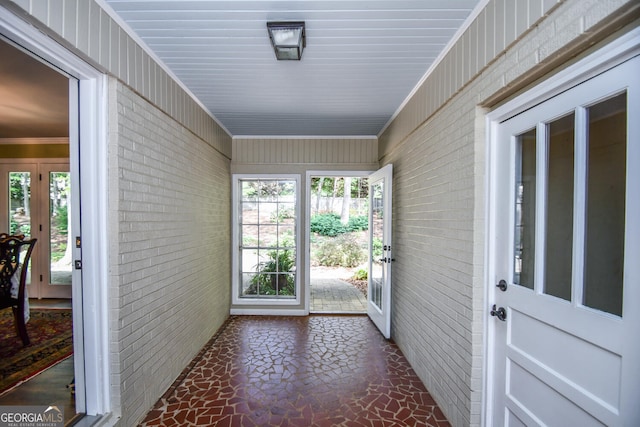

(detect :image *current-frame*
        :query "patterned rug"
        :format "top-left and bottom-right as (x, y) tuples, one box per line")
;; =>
(0, 309), (73, 394)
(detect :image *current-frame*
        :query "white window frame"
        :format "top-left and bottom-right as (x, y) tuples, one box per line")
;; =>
(231, 174), (302, 306)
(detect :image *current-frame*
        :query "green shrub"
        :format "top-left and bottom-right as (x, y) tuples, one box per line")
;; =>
(347, 215), (368, 231)
(311, 213), (369, 236)
(352, 268), (367, 281)
(372, 237), (383, 258)
(10, 217), (30, 236)
(315, 234), (365, 268)
(310, 213), (346, 236)
(55, 205), (68, 234)
(247, 249), (296, 296)
(270, 206), (295, 222)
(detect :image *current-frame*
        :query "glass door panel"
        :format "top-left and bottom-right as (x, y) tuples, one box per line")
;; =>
(49, 171), (72, 286)
(1, 166), (36, 289)
(9, 172), (32, 238)
(367, 164), (393, 339)
(513, 128), (536, 289)
(9, 171), (33, 288)
(369, 181), (384, 311)
(37, 164), (72, 299)
(583, 93), (627, 316)
(544, 113), (575, 301)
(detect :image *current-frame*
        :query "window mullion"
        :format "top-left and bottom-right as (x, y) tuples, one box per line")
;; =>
(572, 106), (588, 307)
(535, 121), (548, 294)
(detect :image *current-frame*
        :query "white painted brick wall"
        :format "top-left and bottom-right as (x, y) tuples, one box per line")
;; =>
(108, 80), (231, 426)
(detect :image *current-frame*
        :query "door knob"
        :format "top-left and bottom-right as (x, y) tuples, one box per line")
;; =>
(490, 304), (507, 321)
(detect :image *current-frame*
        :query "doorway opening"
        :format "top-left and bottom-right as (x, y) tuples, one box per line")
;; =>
(0, 37), (76, 423)
(308, 174), (369, 313)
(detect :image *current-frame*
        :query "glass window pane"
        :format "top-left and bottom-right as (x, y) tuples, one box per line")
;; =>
(278, 203), (296, 224)
(242, 225), (259, 248)
(258, 225), (278, 248)
(278, 225), (295, 246)
(370, 181), (384, 310)
(241, 202), (257, 225)
(238, 179), (297, 299)
(241, 181), (258, 202)
(544, 114), (575, 301)
(50, 172), (71, 285)
(261, 202), (278, 224)
(8, 172), (32, 286)
(241, 273), (257, 297)
(584, 93), (626, 316)
(9, 172), (31, 238)
(514, 128), (537, 289)
(241, 249), (259, 273)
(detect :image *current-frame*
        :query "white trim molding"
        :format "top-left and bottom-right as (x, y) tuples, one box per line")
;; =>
(231, 173), (303, 309)
(0, 6), (111, 420)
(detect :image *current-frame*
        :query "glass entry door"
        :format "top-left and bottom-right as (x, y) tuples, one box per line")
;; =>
(0, 162), (72, 299)
(367, 164), (393, 339)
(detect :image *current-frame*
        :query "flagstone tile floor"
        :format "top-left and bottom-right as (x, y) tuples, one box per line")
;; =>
(140, 315), (451, 426)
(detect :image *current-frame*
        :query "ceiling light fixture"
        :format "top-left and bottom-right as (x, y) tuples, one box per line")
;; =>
(267, 21), (306, 60)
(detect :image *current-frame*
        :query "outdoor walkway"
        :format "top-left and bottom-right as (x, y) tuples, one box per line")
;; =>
(310, 278), (367, 313)
(140, 315), (450, 426)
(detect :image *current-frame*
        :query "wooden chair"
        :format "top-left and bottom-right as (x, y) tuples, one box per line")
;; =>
(0, 233), (37, 346)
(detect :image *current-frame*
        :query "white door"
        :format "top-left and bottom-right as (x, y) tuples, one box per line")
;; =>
(488, 56), (640, 426)
(0, 162), (72, 299)
(368, 164), (393, 338)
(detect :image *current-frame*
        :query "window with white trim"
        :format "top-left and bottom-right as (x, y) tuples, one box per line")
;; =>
(232, 175), (300, 304)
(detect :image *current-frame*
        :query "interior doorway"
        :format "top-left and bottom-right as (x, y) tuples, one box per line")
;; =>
(0, 36), (77, 422)
(307, 173), (369, 313)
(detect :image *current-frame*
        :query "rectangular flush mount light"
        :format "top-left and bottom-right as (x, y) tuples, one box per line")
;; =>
(267, 21), (305, 60)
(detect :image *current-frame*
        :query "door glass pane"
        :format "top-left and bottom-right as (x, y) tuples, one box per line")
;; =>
(8, 172), (32, 285)
(9, 172), (31, 238)
(239, 179), (297, 298)
(544, 114), (575, 301)
(584, 93), (626, 316)
(370, 181), (384, 310)
(514, 128), (537, 289)
(50, 172), (71, 285)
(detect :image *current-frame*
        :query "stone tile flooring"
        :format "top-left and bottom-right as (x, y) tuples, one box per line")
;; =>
(140, 315), (450, 426)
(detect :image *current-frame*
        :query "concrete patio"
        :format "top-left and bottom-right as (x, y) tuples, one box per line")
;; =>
(310, 277), (367, 313)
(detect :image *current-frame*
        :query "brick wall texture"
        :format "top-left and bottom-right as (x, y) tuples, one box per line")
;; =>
(108, 79), (231, 425)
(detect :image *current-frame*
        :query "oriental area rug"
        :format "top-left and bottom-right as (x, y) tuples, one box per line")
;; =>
(0, 309), (73, 394)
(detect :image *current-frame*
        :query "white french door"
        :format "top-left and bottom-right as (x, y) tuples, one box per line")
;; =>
(367, 164), (393, 339)
(488, 55), (639, 426)
(0, 161), (72, 299)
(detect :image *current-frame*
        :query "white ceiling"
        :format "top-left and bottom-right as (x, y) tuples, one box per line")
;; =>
(0, 1), (481, 139)
(0, 38), (69, 139)
(102, 0), (482, 137)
